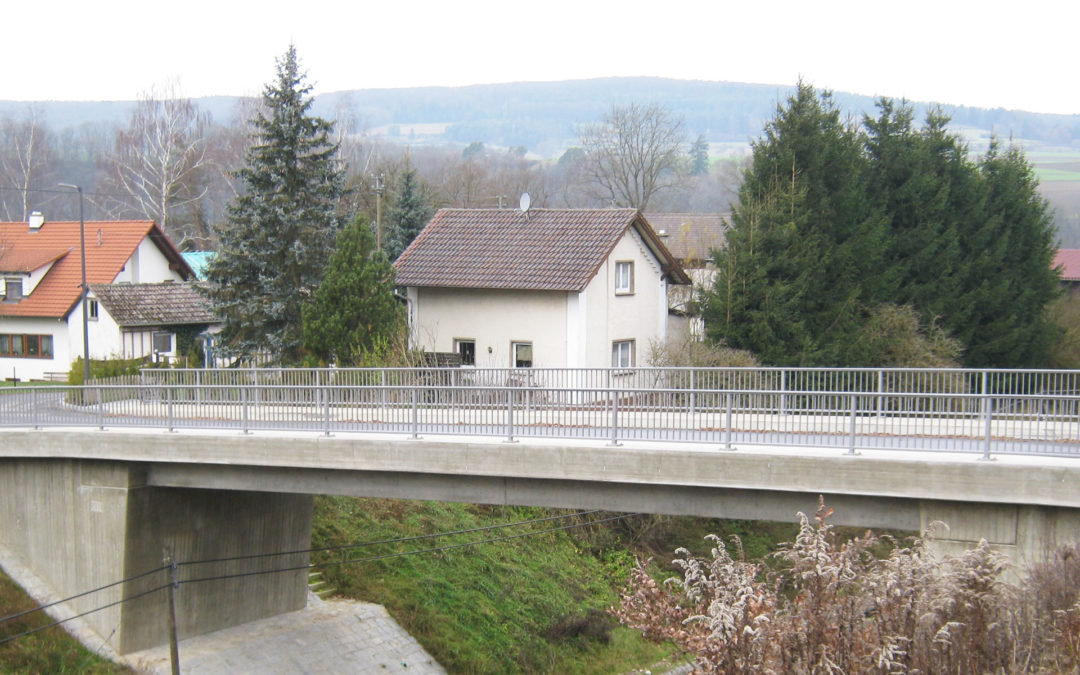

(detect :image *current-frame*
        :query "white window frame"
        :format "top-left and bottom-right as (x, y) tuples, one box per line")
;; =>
(87, 299), (99, 321)
(511, 341), (533, 368)
(153, 331), (174, 355)
(615, 261), (634, 295)
(612, 339), (634, 369)
(454, 338), (476, 366)
(3, 278), (22, 302)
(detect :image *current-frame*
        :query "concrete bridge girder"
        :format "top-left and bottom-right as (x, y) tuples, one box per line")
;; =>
(2, 429), (1080, 653)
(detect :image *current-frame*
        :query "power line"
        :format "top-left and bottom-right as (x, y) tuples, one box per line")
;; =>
(0, 564), (169, 628)
(0, 583), (169, 648)
(0, 511), (640, 648)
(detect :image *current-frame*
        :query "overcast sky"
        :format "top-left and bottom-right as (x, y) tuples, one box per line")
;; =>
(6, 0), (1078, 115)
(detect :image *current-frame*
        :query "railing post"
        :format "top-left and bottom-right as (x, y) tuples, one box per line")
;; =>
(982, 392), (994, 461)
(167, 386), (175, 433)
(241, 386), (250, 435)
(98, 386), (105, 431)
(847, 394), (858, 455)
(876, 369), (884, 418)
(689, 369), (696, 416)
(780, 370), (788, 415)
(411, 386), (420, 440)
(724, 392), (733, 451)
(31, 388), (38, 430)
(324, 383), (332, 437)
(505, 388), (517, 443)
(608, 386), (621, 446)
(380, 369), (387, 411)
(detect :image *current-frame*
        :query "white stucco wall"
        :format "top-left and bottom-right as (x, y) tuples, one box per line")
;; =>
(581, 228), (670, 367)
(111, 238), (183, 284)
(410, 287), (570, 368)
(0, 316), (70, 381)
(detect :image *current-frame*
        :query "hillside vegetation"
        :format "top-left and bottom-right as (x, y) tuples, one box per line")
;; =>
(309, 496), (799, 674)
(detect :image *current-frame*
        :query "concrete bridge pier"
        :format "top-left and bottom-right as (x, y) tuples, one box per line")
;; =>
(920, 500), (1080, 574)
(0, 458), (313, 655)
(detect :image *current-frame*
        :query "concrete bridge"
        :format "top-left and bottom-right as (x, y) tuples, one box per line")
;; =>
(1, 366), (1079, 656)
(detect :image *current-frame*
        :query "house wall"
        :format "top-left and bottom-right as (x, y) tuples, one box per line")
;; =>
(0, 316), (71, 381)
(581, 229), (671, 367)
(410, 287), (570, 368)
(111, 238), (183, 285)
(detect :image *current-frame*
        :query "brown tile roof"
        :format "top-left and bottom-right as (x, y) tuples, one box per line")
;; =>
(89, 282), (217, 327)
(0, 220), (193, 319)
(1055, 249), (1080, 281)
(644, 213), (728, 265)
(393, 208), (689, 291)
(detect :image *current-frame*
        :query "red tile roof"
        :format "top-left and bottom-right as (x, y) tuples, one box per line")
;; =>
(0, 247), (69, 274)
(393, 209), (690, 291)
(1055, 249), (1080, 281)
(0, 220), (193, 319)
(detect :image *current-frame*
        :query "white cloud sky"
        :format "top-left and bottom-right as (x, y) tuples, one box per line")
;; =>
(6, 0), (1078, 115)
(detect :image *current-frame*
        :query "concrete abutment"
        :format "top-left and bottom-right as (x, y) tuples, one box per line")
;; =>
(0, 458), (312, 654)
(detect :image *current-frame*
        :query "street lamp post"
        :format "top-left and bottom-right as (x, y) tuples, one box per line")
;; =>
(58, 183), (90, 385)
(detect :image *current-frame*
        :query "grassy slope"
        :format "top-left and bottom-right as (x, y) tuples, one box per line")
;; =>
(310, 496), (801, 674)
(0, 571), (129, 674)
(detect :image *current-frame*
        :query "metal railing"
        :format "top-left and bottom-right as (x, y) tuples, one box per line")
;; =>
(1, 367), (1078, 458)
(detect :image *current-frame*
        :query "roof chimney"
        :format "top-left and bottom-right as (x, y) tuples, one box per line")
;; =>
(28, 211), (44, 231)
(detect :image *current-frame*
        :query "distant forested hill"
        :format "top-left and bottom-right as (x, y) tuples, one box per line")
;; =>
(4, 77), (1078, 155)
(3, 77), (1078, 243)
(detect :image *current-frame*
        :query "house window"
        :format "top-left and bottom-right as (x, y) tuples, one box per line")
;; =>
(612, 340), (634, 368)
(512, 342), (533, 368)
(615, 261), (634, 295)
(0, 333), (52, 358)
(88, 299), (99, 320)
(153, 331), (174, 355)
(3, 278), (22, 302)
(455, 339), (476, 366)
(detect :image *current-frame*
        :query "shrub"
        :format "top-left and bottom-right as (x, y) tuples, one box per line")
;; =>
(615, 498), (1077, 674)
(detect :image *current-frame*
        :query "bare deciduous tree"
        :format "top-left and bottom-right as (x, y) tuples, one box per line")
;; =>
(103, 82), (210, 247)
(579, 102), (686, 210)
(0, 107), (55, 221)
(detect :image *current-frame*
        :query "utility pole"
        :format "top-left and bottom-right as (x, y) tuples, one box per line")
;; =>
(163, 547), (181, 675)
(373, 173), (385, 248)
(57, 183), (90, 385)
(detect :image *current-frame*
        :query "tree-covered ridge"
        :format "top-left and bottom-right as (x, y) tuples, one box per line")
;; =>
(703, 83), (1060, 368)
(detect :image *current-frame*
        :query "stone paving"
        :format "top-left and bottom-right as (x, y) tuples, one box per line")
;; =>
(122, 594), (443, 674)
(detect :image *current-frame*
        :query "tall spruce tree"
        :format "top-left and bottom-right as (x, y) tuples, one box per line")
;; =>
(302, 215), (402, 364)
(383, 168), (433, 261)
(965, 140), (1060, 366)
(203, 46), (345, 364)
(703, 83), (887, 365)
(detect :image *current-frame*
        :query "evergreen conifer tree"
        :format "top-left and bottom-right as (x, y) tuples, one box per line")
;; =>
(703, 83), (887, 365)
(965, 140), (1060, 366)
(203, 46), (345, 364)
(689, 134), (710, 175)
(383, 168), (433, 261)
(302, 215), (402, 364)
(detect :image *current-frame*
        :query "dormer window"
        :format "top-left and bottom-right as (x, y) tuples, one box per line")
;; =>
(3, 278), (22, 302)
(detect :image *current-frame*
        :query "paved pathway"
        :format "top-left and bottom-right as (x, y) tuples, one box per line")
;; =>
(123, 594), (444, 674)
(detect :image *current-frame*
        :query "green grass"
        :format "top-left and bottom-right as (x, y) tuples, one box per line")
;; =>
(312, 498), (675, 674)
(0, 571), (129, 674)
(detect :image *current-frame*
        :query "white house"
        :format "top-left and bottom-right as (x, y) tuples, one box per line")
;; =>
(0, 217), (197, 381)
(393, 208), (691, 369)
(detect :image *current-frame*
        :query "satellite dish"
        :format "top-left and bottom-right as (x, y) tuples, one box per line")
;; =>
(519, 192), (531, 213)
